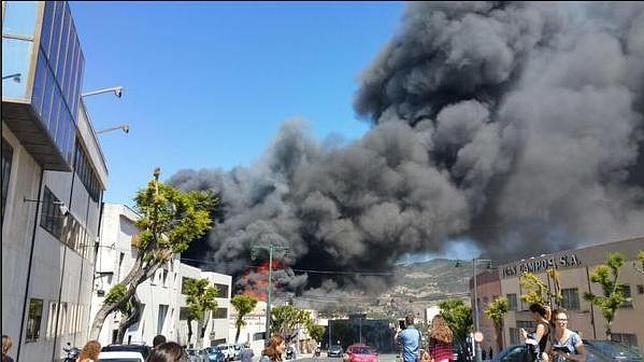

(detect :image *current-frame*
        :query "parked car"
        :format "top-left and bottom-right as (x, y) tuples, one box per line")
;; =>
(328, 345), (344, 358)
(584, 340), (643, 362)
(187, 348), (210, 362)
(98, 344), (151, 362)
(216, 344), (239, 361)
(346, 344), (378, 362)
(206, 347), (227, 362)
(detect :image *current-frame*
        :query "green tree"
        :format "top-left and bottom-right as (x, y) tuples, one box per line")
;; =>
(438, 299), (472, 343)
(271, 305), (313, 341)
(90, 169), (218, 339)
(307, 323), (326, 344)
(184, 278), (219, 347)
(485, 297), (510, 351)
(231, 295), (258, 343)
(583, 253), (630, 339)
(519, 269), (562, 307)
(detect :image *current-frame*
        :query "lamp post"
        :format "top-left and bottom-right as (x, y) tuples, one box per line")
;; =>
(81, 86), (123, 98)
(251, 242), (289, 341)
(2, 73), (21, 82)
(96, 124), (130, 135)
(456, 258), (493, 362)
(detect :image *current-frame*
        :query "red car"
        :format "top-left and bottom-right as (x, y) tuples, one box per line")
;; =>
(346, 344), (378, 362)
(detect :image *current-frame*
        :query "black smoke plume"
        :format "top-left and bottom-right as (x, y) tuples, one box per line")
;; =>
(170, 2), (644, 293)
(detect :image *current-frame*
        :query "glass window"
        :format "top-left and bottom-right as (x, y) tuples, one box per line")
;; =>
(2, 1), (38, 37)
(55, 98), (67, 147)
(71, 49), (84, 119)
(561, 288), (580, 310)
(55, 5), (70, 81)
(26, 298), (44, 342)
(1, 38), (33, 99)
(619, 285), (633, 308)
(47, 1), (64, 67)
(47, 85), (61, 136)
(213, 308), (228, 319)
(214, 283), (229, 298)
(63, 32), (77, 105)
(1, 138), (14, 224)
(40, 186), (64, 239)
(39, 1), (55, 54)
(31, 50), (48, 116)
(47, 302), (58, 338)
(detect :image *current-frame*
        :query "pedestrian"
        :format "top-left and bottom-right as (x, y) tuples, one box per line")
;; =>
(489, 347), (493, 359)
(153, 335), (167, 349)
(548, 310), (587, 362)
(520, 303), (551, 362)
(77, 340), (101, 362)
(240, 343), (254, 362)
(2, 335), (14, 362)
(428, 315), (453, 362)
(261, 335), (286, 362)
(396, 315), (422, 362)
(146, 342), (188, 362)
(482, 349), (487, 360)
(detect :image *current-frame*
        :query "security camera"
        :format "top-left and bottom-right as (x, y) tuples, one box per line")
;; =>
(55, 201), (69, 216)
(122, 125), (130, 134)
(114, 87), (123, 98)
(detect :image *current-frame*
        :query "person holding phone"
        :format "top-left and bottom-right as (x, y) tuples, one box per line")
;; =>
(396, 315), (422, 362)
(548, 310), (586, 362)
(520, 303), (551, 362)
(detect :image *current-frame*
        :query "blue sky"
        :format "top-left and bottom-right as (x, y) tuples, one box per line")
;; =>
(70, 2), (405, 206)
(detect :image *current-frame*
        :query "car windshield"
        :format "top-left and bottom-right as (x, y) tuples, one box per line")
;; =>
(350, 347), (373, 355)
(587, 341), (643, 359)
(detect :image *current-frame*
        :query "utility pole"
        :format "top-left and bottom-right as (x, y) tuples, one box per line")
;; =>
(473, 259), (482, 362)
(251, 242), (289, 341)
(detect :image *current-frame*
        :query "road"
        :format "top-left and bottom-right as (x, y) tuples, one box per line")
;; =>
(296, 355), (399, 362)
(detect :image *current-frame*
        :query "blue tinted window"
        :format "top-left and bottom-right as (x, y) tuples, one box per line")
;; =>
(71, 50), (84, 120)
(39, 1), (54, 55)
(48, 87), (61, 135)
(41, 67), (55, 128)
(1, 38), (33, 100)
(31, 51), (48, 116)
(68, 37), (80, 114)
(55, 98), (67, 146)
(55, 5), (70, 80)
(65, 117), (76, 164)
(63, 31), (76, 104)
(47, 1), (64, 68)
(2, 1), (38, 37)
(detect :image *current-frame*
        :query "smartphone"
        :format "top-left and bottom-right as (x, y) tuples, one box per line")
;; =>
(552, 346), (569, 353)
(399, 320), (405, 330)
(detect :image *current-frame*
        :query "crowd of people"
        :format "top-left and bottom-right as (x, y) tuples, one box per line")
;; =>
(393, 302), (587, 362)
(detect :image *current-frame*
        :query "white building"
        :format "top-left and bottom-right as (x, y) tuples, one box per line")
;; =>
(90, 204), (232, 349)
(228, 301), (268, 355)
(2, 2), (107, 360)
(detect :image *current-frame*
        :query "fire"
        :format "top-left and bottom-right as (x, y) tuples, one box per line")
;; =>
(239, 260), (285, 301)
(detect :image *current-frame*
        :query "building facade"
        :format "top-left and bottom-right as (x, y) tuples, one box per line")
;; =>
(496, 237), (644, 350)
(91, 204), (233, 349)
(2, 2), (107, 360)
(469, 270), (502, 356)
(228, 301), (267, 355)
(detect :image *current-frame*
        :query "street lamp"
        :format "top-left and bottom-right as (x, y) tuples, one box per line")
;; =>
(96, 124), (130, 135)
(23, 197), (69, 216)
(2, 73), (21, 82)
(456, 258), (494, 362)
(82, 86), (123, 98)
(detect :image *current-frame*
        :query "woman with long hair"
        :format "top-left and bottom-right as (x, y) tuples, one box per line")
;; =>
(520, 303), (551, 362)
(2, 335), (14, 362)
(146, 342), (188, 362)
(429, 315), (454, 362)
(261, 335), (286, 362)
(77, 340), (101, 362)
(548, 310), (586, 362)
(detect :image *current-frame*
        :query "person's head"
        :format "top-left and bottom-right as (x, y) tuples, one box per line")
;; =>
(405, 315), (415, 327)
(78, 340), (101, 361)
(147, 342), (188, 362)
(552, 309), (569, 331)
(153, 334), (167, 348)
(528, 303), (549, 321)
(264, 335), (286, 361)
(2, 335), (13, 356)
(430, 315), (453, 344)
